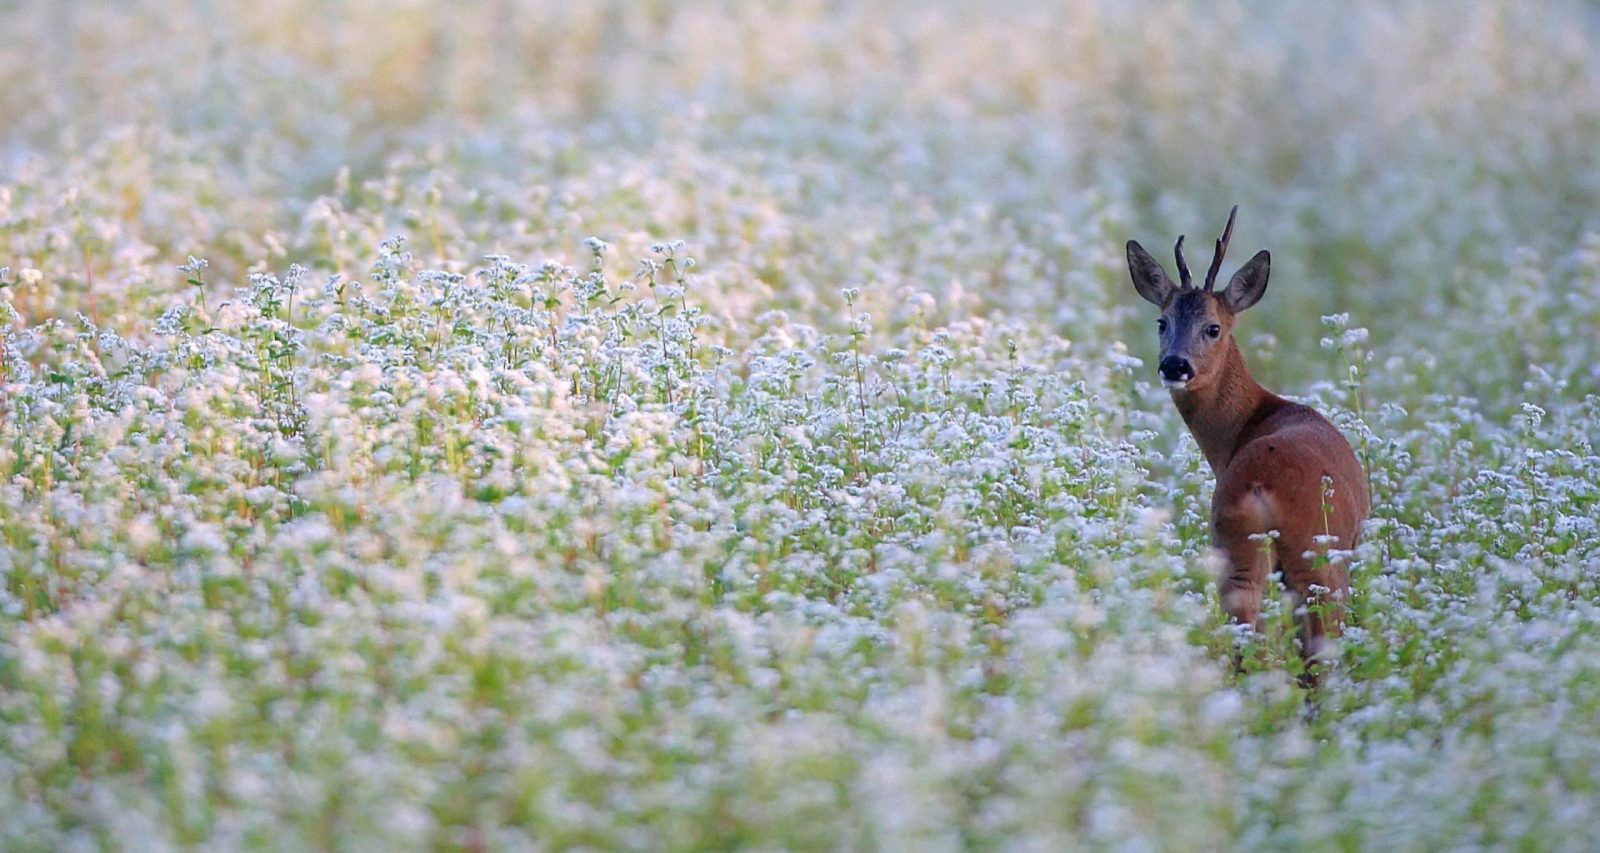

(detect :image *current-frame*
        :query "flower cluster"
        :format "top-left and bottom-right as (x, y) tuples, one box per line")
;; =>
(1, 0), (1598, 848)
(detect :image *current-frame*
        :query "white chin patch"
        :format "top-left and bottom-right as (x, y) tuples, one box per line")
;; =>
(1162, 378), (1191, 391)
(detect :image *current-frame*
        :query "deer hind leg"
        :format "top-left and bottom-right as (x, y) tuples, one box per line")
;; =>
(1212, 489), (1275, 669)
(1281, 542), (1352, 692)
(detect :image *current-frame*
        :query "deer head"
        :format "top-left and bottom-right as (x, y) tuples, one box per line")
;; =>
(1126, 206), (1271, 391)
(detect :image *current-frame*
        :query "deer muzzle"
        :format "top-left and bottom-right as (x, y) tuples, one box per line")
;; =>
(1159, 355), (1195, 387)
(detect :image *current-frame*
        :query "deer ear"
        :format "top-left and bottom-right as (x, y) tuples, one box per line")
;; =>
(1221, 250), (1270, 313)
(1127, 240), (1177, 307)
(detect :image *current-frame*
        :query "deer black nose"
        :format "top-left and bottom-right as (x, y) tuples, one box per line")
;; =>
(1159, 356), (1194, 384)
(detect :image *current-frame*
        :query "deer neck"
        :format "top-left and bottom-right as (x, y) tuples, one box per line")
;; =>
(1171, 337), (1275, 473)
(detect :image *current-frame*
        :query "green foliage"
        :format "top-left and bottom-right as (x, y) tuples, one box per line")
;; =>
(1, 0), (1599, 849)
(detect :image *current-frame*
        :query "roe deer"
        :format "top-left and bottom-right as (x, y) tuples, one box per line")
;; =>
(1126, 206), (1369, 688)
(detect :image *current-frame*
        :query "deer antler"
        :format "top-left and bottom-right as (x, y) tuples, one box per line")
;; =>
(1173, 235), (1193, 289)
(1203, 205), (1239, 292)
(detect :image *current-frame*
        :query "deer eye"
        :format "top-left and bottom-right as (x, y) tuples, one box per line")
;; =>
(1205, 324), (1222, 338)
(1157, 318), (1168, 333)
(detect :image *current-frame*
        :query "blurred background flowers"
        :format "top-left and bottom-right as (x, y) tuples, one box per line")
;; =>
(2, 1), (1599, 848)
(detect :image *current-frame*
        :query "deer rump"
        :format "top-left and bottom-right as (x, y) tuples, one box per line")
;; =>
(1210, 402), (1369, 657)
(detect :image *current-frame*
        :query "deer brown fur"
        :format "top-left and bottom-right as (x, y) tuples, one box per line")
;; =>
(1127, 207), (1369, 688)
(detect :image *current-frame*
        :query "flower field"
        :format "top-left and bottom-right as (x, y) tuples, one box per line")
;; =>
(2, 0), (1599, 848)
